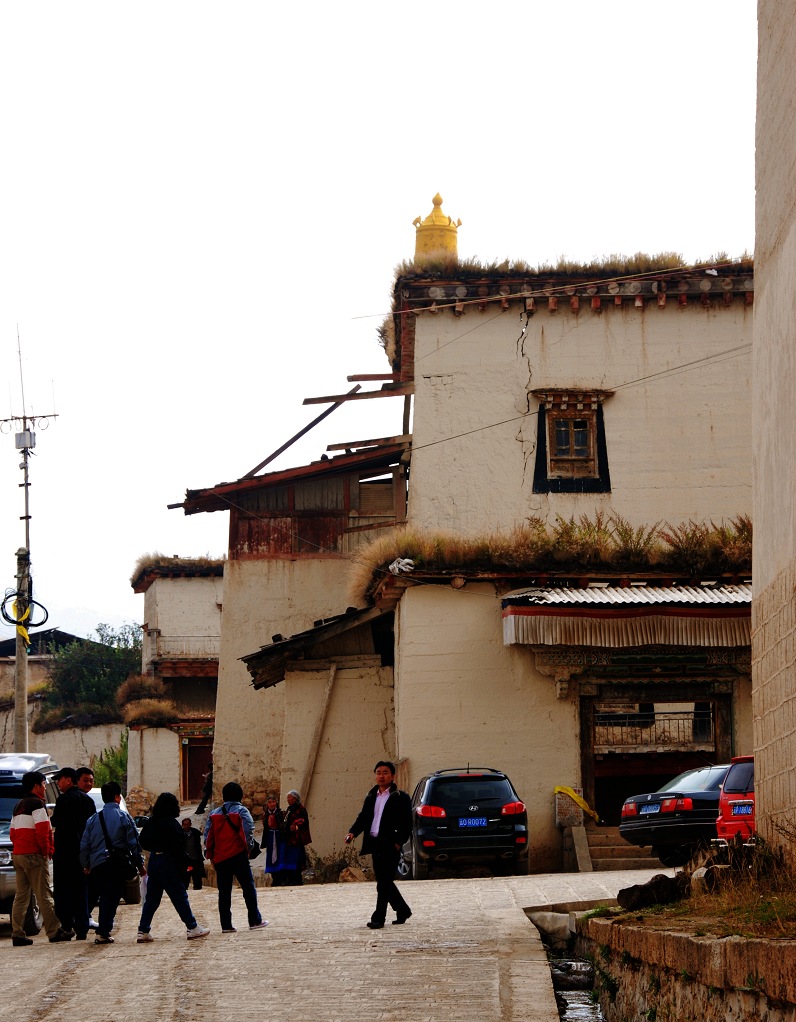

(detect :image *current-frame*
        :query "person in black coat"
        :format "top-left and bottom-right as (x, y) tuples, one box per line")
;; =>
(136, 792), (209, 942)
(345, 761), (412, 929)
(51, 767), (96, 940)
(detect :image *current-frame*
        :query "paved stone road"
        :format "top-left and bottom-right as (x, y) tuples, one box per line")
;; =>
(0, 868), (665, 1022)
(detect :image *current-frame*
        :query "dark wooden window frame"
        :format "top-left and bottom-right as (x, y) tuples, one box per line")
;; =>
(532, 393), (612, 493)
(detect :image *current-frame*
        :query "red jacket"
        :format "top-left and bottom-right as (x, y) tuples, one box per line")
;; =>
(10, 794), (55, 857)
(204, 802), (252, 864)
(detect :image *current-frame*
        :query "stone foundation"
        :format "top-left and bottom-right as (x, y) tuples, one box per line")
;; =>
(576, 916), (796, 1022)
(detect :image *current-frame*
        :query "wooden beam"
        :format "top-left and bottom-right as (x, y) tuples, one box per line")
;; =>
(326, 433), (411, 452)
(303, 384), (414, 406)
(343, 520), (401, 535)
(300, 664), (337, 805)
(242, 385), (361, 478)
(347, 373), (400, 382)
(289, 655), (381, 671)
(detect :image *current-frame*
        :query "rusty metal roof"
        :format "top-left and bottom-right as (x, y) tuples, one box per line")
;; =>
(173, 442), (410, 516)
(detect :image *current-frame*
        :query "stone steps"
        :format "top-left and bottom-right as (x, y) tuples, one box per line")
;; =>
(586, 826), (661, 871)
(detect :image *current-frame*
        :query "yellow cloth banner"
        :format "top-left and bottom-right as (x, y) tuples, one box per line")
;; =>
(12, 601), (31, 645)
(554, 785), (600, 822)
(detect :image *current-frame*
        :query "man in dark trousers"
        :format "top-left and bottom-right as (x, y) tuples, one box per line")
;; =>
(346, 761), (413, 929)
(195, 760), (213, 815)
(51, 767), (96, 940)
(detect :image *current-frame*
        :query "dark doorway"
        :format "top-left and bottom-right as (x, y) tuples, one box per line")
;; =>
(581, 690), (731, 825)
(182, 738), (213, 802)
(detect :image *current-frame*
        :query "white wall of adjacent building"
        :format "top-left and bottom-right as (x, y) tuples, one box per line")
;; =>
(140, 574), (223, 670)
(752, 0), (796, 852)
(409, 302), (752, 533)
(212, 557), (360, 807)
(395, 582), (579, 872)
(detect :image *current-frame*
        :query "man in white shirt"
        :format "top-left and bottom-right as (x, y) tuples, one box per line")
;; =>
(345, 761), (413, 929)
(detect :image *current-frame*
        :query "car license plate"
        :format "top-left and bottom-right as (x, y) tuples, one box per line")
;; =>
(459, 817), (487, 828)
(731, 804), (753, 816)
(639, 804), (660, 815)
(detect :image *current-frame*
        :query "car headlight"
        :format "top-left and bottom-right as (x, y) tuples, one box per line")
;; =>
(0, 849), (12, 866)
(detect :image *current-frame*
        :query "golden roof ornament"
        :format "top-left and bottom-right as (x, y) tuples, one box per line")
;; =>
(413, 193), (461, 263)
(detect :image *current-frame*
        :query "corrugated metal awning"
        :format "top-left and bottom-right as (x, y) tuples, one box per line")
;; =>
(502, 584), (751, 648)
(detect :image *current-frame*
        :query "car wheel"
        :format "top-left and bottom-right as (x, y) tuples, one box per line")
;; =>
(396, 845), (411, 880)
(411, 839), (429, 880)
(23, 895), (43, 936)
(512, 850), (531, 875)
(652, 845), (693, 868)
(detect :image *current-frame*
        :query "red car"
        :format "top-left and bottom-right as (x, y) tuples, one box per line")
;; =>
(716, 755), (755, 841)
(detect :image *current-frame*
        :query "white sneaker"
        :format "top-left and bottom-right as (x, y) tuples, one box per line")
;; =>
(137, 932), (155, 943)
(187, 925), (210, 940)
(249, 920), (269, 929)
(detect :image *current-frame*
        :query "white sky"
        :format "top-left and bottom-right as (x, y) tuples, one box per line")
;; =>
(0, 1), (757, 640)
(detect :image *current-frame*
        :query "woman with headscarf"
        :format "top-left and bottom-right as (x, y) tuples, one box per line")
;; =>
(136, 792), (210, 942)
(261, 794), (288, 886)
(280, 790), (311, 886)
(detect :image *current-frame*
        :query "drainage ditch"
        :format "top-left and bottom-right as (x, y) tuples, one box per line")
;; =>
(548, 954), (604, 1022)
(527, 907), (606, 1022)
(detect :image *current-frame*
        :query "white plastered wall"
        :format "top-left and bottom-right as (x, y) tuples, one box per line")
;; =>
(409, 302), (752, 533)
(212, 557), (358, 805)
(127, 726), (181, 797)
(141, 575), (223, 671)
(752, 0), (796, 850)
(394, 583), (579, 872)
(279, 665), (394, 858)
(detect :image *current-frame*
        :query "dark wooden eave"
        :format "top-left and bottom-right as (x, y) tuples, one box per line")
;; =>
(172, 441), (410, 516)
(242, 605), (391, 690)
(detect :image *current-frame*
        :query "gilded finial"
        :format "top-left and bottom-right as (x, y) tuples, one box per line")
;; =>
(413, 193), (461, 263)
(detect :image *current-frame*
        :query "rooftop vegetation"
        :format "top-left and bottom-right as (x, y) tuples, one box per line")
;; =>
(391, 251), (753, 282)
(348, 514), (752, 603)
(130, 551), (225, 587)
(33, 623), (141, 733)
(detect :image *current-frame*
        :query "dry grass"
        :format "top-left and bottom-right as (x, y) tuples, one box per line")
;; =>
(392, 252), (753, 282)
(130, 552), (225, 586)
(116, 674), (167, 707)
(624, 841), (796, 939)
(122, 698), (178, 726)
(33, 704), (122, 733)
(348, 514), (752, 602)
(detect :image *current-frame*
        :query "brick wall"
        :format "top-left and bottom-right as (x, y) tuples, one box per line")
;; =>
(752, 564), (796, 855)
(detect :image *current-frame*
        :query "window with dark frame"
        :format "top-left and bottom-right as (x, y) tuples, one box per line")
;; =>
(550, 408), (596, 478)
(532, 390), (612, 493)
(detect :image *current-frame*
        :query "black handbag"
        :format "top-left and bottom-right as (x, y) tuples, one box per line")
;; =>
(98, 810), (139, 881)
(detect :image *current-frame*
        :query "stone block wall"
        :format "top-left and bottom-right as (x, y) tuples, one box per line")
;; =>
(752, 562), (796, 856)
(754, 0), (796, 864)
(577, 916), (796, 1022)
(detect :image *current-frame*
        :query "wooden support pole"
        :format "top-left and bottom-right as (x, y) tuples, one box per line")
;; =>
(300, 664), (337, 805)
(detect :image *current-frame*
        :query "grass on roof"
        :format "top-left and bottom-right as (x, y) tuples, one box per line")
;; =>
(130, 552), (226, 586)
(347, 514), (752, 603)
(392, 251), (753, 282)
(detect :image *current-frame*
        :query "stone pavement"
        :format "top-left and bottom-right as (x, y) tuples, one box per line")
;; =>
(0, 867), (666, 1022)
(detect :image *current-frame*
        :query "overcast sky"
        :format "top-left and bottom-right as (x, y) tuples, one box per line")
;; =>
(0, 2), (757, 641)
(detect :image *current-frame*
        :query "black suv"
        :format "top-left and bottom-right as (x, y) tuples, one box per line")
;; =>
(0, 752), (61, 934)
(397, 767), (529, 879)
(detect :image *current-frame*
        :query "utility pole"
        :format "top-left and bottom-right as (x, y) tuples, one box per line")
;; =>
(14, 548), (30, 751)
(1, 334), (56, 751)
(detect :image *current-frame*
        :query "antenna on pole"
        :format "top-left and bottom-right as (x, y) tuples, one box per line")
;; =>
(0, 330), (56, 751)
